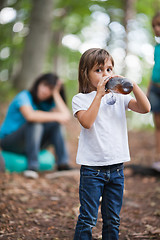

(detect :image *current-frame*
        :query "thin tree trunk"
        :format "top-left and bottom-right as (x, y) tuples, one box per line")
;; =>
(123, 0), (136, 76)
(52, 30), (68, 76)
(124, 0), (136, 53)
(124, 0), (136, 28)
(52, 30), (63, 74)
(14, 0), (53, 89)
(0, 0), (6, 11)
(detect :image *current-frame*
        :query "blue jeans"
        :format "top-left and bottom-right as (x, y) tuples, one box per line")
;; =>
(148, 83), (160, 112)
(74, 163), (124, 240)
(0, 122), (69, 170)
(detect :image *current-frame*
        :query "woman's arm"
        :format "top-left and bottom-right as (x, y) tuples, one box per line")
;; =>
(128, 82), (151, 113)
(20, 105), (70, 124)
(52, 86), (71, 119)
(20, 81), (71, 124)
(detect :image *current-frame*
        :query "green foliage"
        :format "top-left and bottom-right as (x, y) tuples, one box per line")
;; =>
(0, 81), (17, 103)
(0, 0), (158, 131)
(136, 0), (160, 17)
(0, 0), (32, 79)
(1, 0), (156, 84)
(64, 79), (78, 110)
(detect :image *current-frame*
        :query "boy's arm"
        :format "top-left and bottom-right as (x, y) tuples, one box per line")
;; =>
(76, 78), (107, 129)
(128, 82), (151, 113)
(76, 94), (102, 129)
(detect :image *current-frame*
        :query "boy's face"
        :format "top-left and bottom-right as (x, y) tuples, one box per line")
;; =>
(152, 17), (160, 37)
(88, 59), (113, 89)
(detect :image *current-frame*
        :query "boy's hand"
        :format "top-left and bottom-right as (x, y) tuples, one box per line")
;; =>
(103, 76), (113, 93)
(97, 78), (109, 97)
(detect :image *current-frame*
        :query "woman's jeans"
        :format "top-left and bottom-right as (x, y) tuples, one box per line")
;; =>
(74, 163), (124, 240)
(0, 122), (69, 170)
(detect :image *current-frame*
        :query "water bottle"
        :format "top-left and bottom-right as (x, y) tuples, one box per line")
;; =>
(105, 76), (133, 95)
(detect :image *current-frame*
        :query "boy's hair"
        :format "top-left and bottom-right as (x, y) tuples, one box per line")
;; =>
(78, 48), (114, 93)
(152, 12), (160, 27)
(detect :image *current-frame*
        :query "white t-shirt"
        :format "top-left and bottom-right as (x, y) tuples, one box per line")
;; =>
(72, 91), (133, 166)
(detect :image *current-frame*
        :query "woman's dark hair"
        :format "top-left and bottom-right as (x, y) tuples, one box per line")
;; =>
(30, 73), (66, 104)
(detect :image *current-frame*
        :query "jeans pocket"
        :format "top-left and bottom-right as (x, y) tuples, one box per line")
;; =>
(117, 168), (124, 178)
(81, 167), (100, 178)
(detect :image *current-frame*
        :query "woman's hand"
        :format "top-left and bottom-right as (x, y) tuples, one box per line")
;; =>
(54, 112), (71, 125)
(51, 80), (71, 122)
(52, 80), (62, 95)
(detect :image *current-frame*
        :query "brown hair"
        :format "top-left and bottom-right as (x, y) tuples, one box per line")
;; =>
(78, 48), (114, 93)
(152, 12), (160, 28)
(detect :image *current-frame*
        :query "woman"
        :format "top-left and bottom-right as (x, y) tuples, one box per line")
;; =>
(0, 73), (72, 177)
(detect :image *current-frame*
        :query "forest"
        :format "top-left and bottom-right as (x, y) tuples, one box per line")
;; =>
(0, 0), (159, 104)
(0, 0), (160, 239)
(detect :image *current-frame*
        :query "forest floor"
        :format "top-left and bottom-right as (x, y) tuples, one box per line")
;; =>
(0, 117), (160, 240)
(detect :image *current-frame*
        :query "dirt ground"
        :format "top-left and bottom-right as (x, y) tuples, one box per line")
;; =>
(0, 117), (160, 240)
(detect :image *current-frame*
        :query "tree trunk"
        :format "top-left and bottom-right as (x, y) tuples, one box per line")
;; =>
(0, 0), (6, 11)
(124, 0), (136, 53)
(123, 0), (136, 76)
(14, 0), (53, 89)
(124, 0), (136, 28)
(52, 30), (68, 78)
(52, 30), (63, 74)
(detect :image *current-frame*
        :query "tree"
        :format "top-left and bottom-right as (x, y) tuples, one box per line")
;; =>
(0, 0), (6, 11)
(0, 0), (158, 90)
(14, 0), (54, 89)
